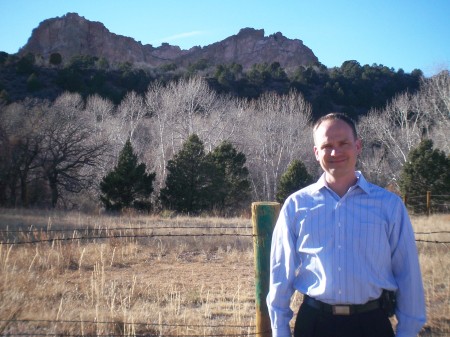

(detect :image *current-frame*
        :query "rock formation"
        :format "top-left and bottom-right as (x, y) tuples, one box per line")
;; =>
(19, 13), (319, 71)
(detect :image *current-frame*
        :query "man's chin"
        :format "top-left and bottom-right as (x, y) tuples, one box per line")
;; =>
(327, 167), (350, 177)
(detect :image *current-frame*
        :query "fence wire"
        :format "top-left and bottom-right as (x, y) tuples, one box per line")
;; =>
(0, 228), (449, 245)
(0, 319), (253, 329)
(0, 225), (253, 233)
(0, 319), (265, 337)
(0, 319), (263, 337)
(0, 232), (256, 245)
(0, 319), (446, 337)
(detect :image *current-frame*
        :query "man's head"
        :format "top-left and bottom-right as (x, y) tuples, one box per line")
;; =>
(313, 113), (358, 142)
(313, 113), (361, 181)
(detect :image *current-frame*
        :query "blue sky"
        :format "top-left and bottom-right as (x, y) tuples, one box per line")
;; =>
(1, 0), (449, 76)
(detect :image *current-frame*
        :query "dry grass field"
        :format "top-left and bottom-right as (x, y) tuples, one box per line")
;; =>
(0, 209), (448, 336)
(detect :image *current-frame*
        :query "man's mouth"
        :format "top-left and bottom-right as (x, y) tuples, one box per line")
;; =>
(329, 158), (346, 164)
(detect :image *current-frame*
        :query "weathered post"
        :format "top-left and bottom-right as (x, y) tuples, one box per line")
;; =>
(252, 201), (281, 337)
(426, 191), (431, 216)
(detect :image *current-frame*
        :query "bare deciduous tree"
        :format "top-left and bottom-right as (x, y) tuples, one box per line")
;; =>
(83, 94), (118, 203)
(419, 70), (450, 153)
(159, 77), (218, 145)
(0, 99), (49, 206)
(117, 91), (147, 140)
(359, 70), (450, 188)
(40, 92), (109, 207)
(241, 90), (313, 200)
(359, 91), (430, 184)
(145, 77), (229, 190)
(145, 81), (168, 189)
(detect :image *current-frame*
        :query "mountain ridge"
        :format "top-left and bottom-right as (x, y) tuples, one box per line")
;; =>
(18, 12), (319, 71)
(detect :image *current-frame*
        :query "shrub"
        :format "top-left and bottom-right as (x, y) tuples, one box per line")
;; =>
(100, 139), (156, 212)
(276, 159), (313, 203)
(399, 139), (450, 213)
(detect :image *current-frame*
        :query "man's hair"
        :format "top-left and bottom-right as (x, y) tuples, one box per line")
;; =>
(313, 113), (358, 139)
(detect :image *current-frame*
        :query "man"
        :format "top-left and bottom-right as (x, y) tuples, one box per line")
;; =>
(267, 113), (426, 337)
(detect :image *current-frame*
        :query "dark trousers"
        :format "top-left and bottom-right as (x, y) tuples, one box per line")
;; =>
(294, 302), (395, 337)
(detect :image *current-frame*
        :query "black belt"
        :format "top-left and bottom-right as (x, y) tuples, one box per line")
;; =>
(303, 295), (381, 315)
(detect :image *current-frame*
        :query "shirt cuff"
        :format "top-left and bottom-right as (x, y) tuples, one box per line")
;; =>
(395, 332), (420, 337)
(271, 326), (292, 337)
(395, 321), (425, 337)
(395, 312), (426, 337)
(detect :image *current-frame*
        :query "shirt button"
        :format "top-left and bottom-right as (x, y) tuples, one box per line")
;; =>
(338, 290), (342, 294)
(338, 267), (342, 271)
(338, 245), (342, 249)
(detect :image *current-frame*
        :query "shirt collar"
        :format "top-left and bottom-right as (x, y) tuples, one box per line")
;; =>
(354, 171), (371, 194)
(313, 171), (371, 195)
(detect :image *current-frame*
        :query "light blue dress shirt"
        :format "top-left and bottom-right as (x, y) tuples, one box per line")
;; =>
(267, 172), (426, 337)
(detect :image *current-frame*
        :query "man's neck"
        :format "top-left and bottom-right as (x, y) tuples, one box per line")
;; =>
(325, 172), (358, 198)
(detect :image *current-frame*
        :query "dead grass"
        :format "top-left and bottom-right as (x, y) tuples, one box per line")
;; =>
(411, 214), (450, 336)
(0, 209), (448, 336)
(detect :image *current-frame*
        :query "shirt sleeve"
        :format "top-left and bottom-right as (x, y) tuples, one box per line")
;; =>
(266, 200), (299, 337)
(389, 198), (426, 337)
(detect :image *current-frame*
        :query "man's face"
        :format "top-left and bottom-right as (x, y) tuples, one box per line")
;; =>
(313, 119), (361, 180)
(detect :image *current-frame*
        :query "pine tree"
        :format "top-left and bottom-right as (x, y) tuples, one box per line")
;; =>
(100, 139), (156, 212)
(209, 141), (251, 214)
(399, 139), (450, 213)
(276, 159), (313, 203)
(160, 134), (216, 213)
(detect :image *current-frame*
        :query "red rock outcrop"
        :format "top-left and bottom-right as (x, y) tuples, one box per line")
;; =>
(19, 13), (319, 71)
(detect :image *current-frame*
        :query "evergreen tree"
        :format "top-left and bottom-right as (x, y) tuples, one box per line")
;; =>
(26, 73), (41, 92)
(399, 139), (450, 213)
(160, 134), (216, 214)
(100, 139), (156, 212)
(209, 141), (251, 214)
(276, 159), (313, 203)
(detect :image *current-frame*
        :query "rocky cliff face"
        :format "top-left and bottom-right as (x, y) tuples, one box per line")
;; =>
(179, 28), (318, 72)
(19, 13), (319, 71)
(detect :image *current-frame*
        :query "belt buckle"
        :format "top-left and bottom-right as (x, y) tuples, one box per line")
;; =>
(332, 305), (351, 315)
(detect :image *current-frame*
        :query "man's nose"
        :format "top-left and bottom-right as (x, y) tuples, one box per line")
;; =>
(330, 148), (337, 156)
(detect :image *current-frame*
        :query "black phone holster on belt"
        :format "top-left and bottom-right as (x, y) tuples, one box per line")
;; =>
(380, 290), (397, 317)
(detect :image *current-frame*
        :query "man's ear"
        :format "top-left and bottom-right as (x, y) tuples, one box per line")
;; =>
(356, 139), (362, 155)
(314, 146), (319, 160)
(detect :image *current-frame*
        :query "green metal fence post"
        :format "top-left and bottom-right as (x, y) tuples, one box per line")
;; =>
(252, 201), (281, 337)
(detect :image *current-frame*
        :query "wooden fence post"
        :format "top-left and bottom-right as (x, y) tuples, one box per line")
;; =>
(252, 201), (281, 337)
(427, 191), (431, 216)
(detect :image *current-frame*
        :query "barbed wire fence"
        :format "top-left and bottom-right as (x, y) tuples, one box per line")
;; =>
(0, 318), (266, 337)
(0, 206), (448, 336)
(0, 223), (449, 246)
(403, 192), (450, 215)
(0, 318), (448, 337)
